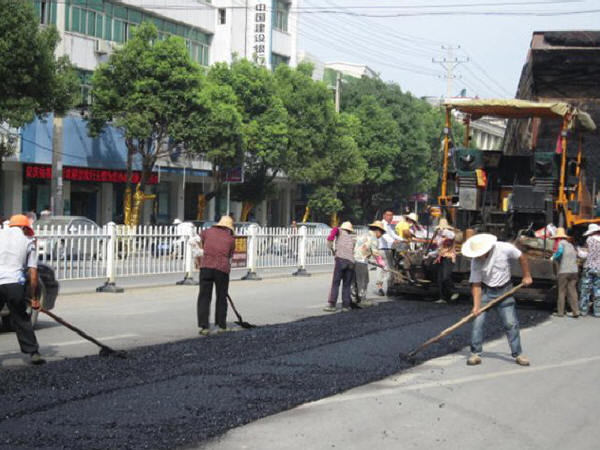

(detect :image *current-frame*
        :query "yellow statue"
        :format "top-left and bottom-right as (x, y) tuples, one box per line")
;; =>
(197, 194), (206, 221)
(124, 186), (132, 226)
(330, 212), (339, 227)
(128, 183), (156, 227)
(301, 206), (310, 223)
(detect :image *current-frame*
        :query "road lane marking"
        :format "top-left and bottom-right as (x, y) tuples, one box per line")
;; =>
(0, 333), (138, 356)
(300, 355), (600, 409)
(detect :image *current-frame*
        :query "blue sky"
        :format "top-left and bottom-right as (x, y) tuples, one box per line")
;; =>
(296, 0), (600, 98)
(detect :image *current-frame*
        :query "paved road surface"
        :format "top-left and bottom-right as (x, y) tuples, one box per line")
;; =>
(1, 270), (336, 366)
(204, 314), (600, 450)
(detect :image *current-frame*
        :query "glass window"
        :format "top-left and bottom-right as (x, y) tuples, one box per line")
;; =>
(275, 1), (289, 31)
(113, 19), (123, 43)
(218, 8), (226, 25)
(105, 16), (112, 40)
(71, 7), (80, 32)
(96, 14), (103, 38)
(88, 11), (96, 36)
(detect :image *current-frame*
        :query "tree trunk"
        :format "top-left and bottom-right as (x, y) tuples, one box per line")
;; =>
(123, 139), (135, 226)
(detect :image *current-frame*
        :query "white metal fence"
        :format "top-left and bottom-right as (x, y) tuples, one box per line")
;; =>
(31, 224), (339, 287)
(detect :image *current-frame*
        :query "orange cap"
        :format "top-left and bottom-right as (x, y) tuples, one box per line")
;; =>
(9, 214), (31, 228)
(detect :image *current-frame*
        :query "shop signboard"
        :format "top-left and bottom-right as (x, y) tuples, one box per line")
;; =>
(232, 235), (248, 268)
(24, 164), (159, 184)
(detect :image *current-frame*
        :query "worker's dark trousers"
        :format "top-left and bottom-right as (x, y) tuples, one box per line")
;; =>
(197, 268), (229, 329)
(436, 257), (455, 300)
(328, 257), (355, 308)
(0, 283), (39, 354)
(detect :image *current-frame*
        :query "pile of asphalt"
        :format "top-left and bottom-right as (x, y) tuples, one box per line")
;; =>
(0, 300), (549, 449)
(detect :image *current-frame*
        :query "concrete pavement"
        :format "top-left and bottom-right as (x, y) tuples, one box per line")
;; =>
(204, 314), (600, 450)
(0, 270), (361, 366)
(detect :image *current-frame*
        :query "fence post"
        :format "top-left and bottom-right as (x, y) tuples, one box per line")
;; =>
(177, 224), (199, 285)
(97, 222), (124, 293)
(242, 224), (261, 280)
(293, 225), (310, 277)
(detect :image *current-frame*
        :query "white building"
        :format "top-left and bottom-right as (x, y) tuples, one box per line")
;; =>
(1, 0), (299, 226)
(324, 62), (379, 80)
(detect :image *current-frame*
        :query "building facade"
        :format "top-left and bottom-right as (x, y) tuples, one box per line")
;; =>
(1, 0), (299, 226)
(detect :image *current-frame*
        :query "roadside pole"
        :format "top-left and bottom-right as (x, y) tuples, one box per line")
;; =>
(242, 224), (261, 280)
(51, 115), (64, 215)
(97, 222), (124, 293)
(293, 225), (310, 277)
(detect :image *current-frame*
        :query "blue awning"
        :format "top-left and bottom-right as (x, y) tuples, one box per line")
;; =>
(20, 114), (144, 170)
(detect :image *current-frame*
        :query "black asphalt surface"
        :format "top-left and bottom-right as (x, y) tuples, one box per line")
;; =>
(0, 299), (550, 450)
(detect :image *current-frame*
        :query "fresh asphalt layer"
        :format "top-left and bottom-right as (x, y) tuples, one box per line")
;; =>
(0, 298), (550, 450)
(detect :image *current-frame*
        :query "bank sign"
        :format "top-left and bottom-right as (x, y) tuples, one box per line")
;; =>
(250, 0), (270, 67)
(24, 164), (159, 184)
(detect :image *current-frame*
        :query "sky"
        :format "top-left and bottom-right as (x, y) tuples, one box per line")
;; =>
(295, 0), (600, 99)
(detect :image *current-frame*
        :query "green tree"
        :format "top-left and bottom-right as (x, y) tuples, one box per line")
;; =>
(340, 77), (440, 220)
(0, 0), (78, 211)
(274, 62), (365, 222)
(89, 22), (242, 224)
(208, 60), (288, 220)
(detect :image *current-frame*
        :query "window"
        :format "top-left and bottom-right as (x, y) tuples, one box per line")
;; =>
(274, 1), (289, 32)
(77, 70), (94, 107)
(40, 0), (49, 24)
(35, 0), (56, 25)
(218, 8), (226, 25)
(187, 41), (210, 66)
(271, 53), (289, 69)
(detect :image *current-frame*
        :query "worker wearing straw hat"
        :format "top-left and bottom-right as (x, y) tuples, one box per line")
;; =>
(579, 223), (600, 317)
(197, 216), (236, 335)
(462, 233), (532, 367)
(353, 221), (386, 306)
(550, 227), (580, 318)
(324, 221), (357, 312)
(430, 218), (459, 303)
(0, 215), (45, 365)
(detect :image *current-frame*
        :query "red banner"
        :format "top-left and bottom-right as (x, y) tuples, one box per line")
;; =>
(24, 165), (158, 184)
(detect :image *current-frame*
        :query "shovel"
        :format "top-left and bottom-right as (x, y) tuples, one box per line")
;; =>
(226, 294), (256, 329)
(40, 309), (126, 358)
(401, 283), (524, 360)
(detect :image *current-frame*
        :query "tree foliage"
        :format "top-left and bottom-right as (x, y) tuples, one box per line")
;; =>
(340, 76), (442, 220)
(0, 0), (78, 128)
(208, 60), (288, 218)
(89, 22), (242, 192)
(274, 63), (366, 217)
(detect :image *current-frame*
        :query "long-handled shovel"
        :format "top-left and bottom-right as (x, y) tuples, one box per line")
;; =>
(402, 283), (524, 360)
(40, 309), (126, 358)
(226, 295), (256, 329)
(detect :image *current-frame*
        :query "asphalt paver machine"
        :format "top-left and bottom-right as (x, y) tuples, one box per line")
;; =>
(388, 99), (599, 303)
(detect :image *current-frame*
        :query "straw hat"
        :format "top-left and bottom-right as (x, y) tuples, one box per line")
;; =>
(368, 220), (386, 233)
(461, 233), (497, 258)
(584, 223), (600, 237)
(215, 215), (235, 232)
(436, 218), (451, 230)
(339, 221), (354, 233)
(406, 213), (419, 224)
(550, 227), (569, 239)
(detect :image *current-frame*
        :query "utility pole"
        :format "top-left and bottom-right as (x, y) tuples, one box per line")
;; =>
(51, 115), (64, 215)
(433, 45), (469, 98)
(335, 72), (341, 113)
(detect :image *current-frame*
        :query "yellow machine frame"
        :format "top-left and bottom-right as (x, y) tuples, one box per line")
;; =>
(437, 99), (598, 228)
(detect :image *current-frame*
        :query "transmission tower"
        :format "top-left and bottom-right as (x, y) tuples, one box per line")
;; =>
(433, 45), (469, 98)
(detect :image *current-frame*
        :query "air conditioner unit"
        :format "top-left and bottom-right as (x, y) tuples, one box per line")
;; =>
(95, 40), (112, 55)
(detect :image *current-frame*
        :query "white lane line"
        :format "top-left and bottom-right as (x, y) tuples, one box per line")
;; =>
(300, 355), (600, 409)
(0, 333), (138, 356)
